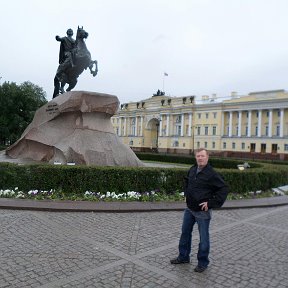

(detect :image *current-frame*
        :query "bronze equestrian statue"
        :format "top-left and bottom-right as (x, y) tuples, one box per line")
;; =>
(53, 26), (98, 98)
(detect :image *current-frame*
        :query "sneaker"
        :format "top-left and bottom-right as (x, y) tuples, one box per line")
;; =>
(194, 265), (207, 273)
(170, 257), (190, 264)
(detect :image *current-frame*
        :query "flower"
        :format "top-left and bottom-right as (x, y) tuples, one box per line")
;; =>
(28, 190), (39, 196)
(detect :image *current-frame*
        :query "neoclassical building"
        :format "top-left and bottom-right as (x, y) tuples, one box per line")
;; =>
(111, 90), (288, 160)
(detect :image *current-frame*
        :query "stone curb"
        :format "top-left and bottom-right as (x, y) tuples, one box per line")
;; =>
(0, 196), (288, 212)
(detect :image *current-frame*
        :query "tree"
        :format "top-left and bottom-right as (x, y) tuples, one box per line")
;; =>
(0, 81), (47, 146)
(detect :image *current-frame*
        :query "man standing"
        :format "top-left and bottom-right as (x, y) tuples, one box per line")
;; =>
(170, 148), (228, 272)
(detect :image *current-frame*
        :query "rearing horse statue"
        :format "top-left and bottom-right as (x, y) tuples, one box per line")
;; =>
(53, 26), (98, 98)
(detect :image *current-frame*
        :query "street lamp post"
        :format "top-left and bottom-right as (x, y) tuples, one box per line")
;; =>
(192, 125), (195, 153)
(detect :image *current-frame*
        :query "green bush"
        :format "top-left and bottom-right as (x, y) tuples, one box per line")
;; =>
(0, 160), (287, 196)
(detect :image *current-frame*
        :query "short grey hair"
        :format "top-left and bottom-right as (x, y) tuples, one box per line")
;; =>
(194, 148), (209, 156)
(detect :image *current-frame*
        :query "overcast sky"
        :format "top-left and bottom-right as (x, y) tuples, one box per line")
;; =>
(1, 0), (288, 103)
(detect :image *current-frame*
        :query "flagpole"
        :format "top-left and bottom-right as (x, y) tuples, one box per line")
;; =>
(163, 72), (168, 93)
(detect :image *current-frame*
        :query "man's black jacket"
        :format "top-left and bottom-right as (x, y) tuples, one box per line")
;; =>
(184, 163), (229, 211)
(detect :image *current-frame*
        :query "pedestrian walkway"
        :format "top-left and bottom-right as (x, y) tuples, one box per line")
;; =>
(0, 195), (287, 212)
(0, 203), (287, 287)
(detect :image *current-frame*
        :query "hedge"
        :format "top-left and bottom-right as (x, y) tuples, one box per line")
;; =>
(135, 152), (262, 169)
(0, 160), (287, 195)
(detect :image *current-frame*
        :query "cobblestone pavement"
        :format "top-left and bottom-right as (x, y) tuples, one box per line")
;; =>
(0, 206), (288, 288)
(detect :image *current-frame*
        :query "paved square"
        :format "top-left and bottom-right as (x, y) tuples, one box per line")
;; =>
(0, 206), (287, 287)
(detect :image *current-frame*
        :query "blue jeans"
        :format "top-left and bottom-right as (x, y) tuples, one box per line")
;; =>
(178, 208), (211, 267)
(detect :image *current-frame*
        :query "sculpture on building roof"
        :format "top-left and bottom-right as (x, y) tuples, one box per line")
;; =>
(153, 89), (165, 96)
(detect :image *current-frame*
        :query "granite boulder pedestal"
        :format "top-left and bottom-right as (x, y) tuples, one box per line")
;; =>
(5, 91), (143, 167)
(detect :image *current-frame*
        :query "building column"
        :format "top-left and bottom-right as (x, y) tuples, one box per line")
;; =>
(280, 109), (284, 137)
(181, 113), (184, 136)
(166, 114), (170, 136)
(229, 111), (233, 137)
(123, 117), (127, 136)
(140, 116), (143, 136)
(238, 111), (242, 137)
(248, 111), (252, 137)
(268, 109), (273, 137)
(159, 115), (163, 137)
(257, 110), (262, 137)
(128, 117), (131, 136)
(135, 116), (138, 136)
(119, 117), (122, 136)
(221, 112), (225, 136)
(188, 113), (192, 137)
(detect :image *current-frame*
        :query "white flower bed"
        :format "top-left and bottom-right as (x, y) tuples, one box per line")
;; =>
(0, 187), (185, 201)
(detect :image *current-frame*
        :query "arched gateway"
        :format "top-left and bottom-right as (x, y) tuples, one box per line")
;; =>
(144, 118), (160, 150)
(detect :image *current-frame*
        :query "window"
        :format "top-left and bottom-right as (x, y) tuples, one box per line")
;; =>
(272, 144), (278, 153)
(212, 126), (216, 135)
(276, 125), (280, 136)
(223, 142), (226, 149)
(255, 126), (258, 136)
(245, 126), (248, 136)
(213, 112), (217, 119)
(266, 111), (269, 117)
(162, 126), (166, 135)
(197, 127), (201, 135)
(261, 143), (266, 153)
(198, 113), (201, 119)
(204, 142), (208, 148)
(256, 111), (259, 118)
(265, 126), (269, 136)
(212, 142), (215, 148)
(241, 142), (245, 149)
(175, 115), (182, 123)
(176, 126), (181, 136)
(204, 126), (209, 135)
(236, 126), (238, 135)
(173, 141), (179, 147)
(232, 142), (236, 149)
(284, 144), (288, 151)
(205, 113), (209, 119)
(197, 141), (200, 148)
(129, 118), (136, 136)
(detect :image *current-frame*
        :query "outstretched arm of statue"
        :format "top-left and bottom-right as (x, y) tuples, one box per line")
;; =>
(55, 35), (61, 41)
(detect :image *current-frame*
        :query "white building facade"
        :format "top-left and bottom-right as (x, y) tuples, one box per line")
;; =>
(111, 90), (288, 160)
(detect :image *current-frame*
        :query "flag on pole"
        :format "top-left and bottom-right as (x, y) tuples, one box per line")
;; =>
(164, 72), (168, 76)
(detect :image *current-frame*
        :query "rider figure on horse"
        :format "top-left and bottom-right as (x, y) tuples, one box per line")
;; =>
(55, 28), (76, 83)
